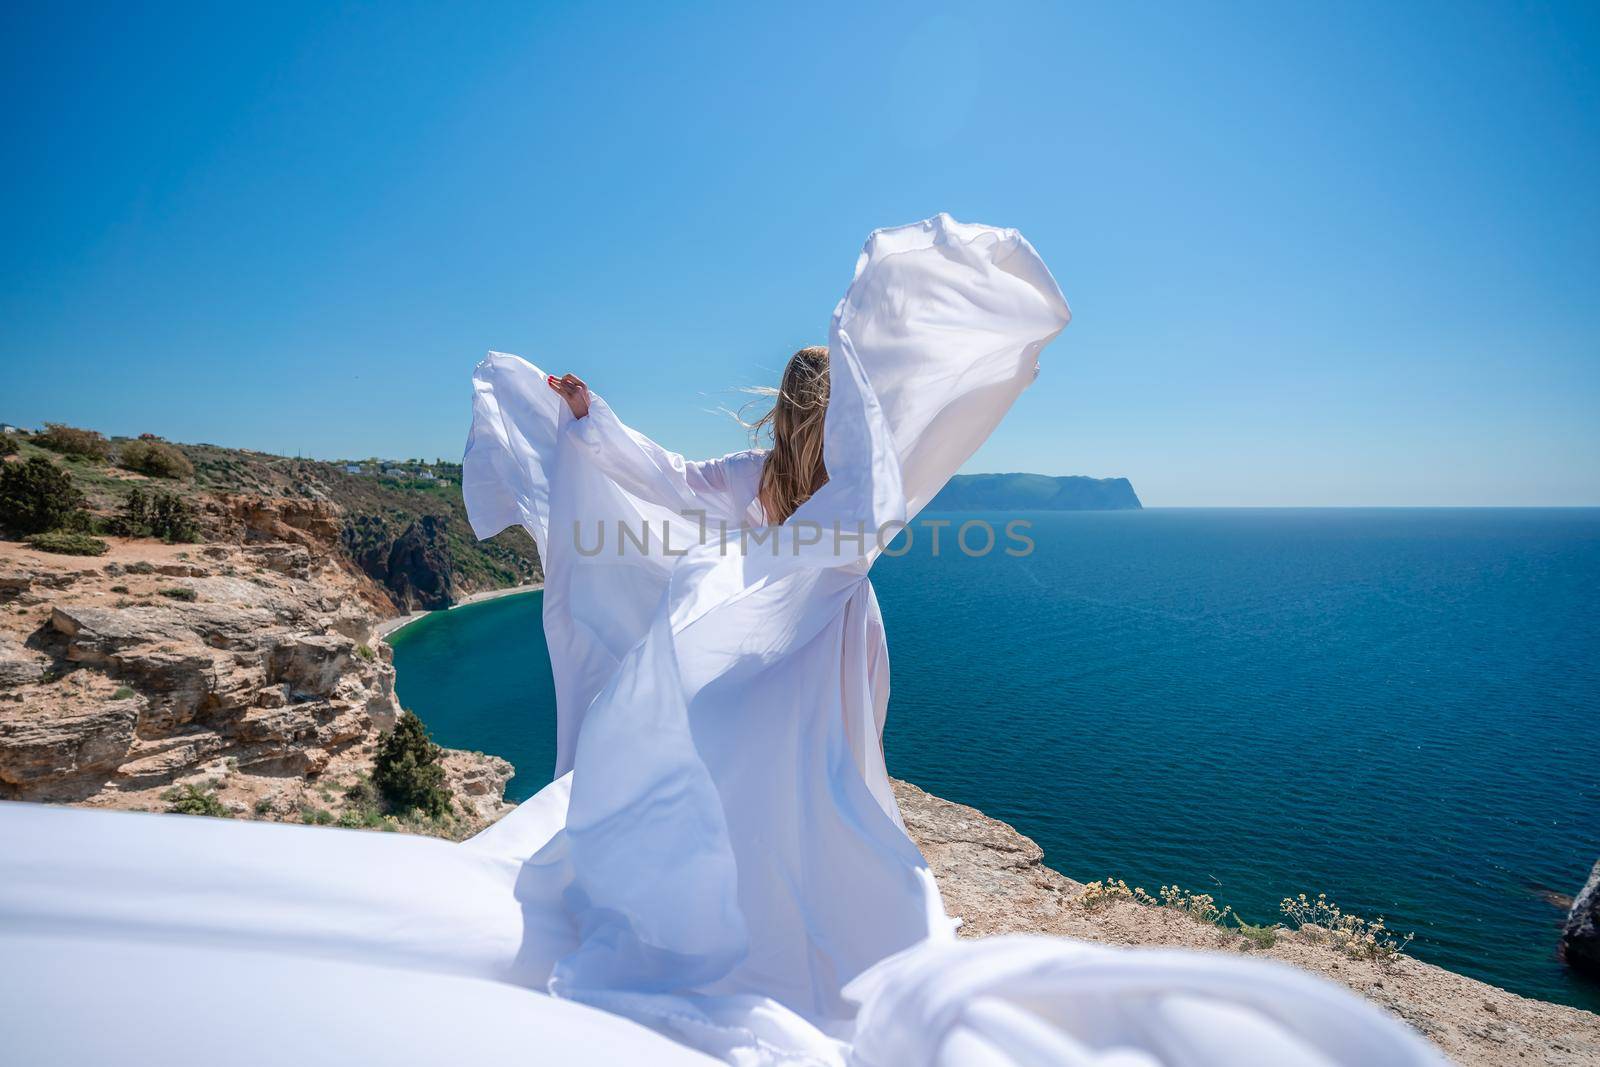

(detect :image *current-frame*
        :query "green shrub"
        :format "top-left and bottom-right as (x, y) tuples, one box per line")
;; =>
(111, 686), (135, 700)
(164, 784), (229, 818)
(26, 531), (108, 556)
(57, 509), (96, 533)
(115, 486), (200, 541)
(335, 776), (390, 830)
(344, 776), (380, 807)
(372, 711), (450, 817)
(158, 586), (197, 602)
(355, 643), (376, 661)
(36, 423), (110, 460)
(118, 439), (194, 480)
(116, 488), (147, 533)
(299, 805), (335, 825)
(253, 797), (275, 816)
(0, 455), (85, 534)
(0, 435), (16, 457)
(1234, 916), (1281, 950)
(337, 807), (388, 830)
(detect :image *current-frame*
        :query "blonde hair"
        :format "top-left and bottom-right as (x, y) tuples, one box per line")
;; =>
(748, 346), (830, 525)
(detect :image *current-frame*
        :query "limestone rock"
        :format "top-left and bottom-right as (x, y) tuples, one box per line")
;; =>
(250, 545), (315, 580)
(267, 634), (358, 699)
(0, 635), (48, 687)
(50, 605), (192, 660)
(0, 699), (138, 796)
(214, 495), (342, 548)
(441, 749), (515, 825)
(2, 525), (402, 804)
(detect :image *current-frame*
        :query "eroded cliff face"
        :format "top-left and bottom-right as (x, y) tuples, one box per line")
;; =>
(0, 505), (511, 837)
(341, 513), (458, 612)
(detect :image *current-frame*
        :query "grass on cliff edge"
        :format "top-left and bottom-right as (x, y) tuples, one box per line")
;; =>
(1078, 878), (1414, 963)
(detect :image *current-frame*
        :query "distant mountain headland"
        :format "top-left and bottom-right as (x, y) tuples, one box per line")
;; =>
(928, 473), (1142, 511)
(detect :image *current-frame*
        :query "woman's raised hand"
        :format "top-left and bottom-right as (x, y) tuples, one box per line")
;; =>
(546, 373), (590, 419)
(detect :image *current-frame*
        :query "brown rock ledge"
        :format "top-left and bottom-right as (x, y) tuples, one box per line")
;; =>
(0, 532), (511, 838)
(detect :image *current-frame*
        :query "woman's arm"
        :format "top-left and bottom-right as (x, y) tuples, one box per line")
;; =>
(546, 371), (757, 522)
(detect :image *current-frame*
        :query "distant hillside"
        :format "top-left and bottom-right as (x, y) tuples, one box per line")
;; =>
(1, 427), (539, 612)
(928, 473), (1142, 511)
(176, 443), (539, 610)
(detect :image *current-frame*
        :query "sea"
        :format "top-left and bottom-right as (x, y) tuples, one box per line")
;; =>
(389, 507), (1600, 1012)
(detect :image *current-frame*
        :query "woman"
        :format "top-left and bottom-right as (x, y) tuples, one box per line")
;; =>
(0, 216), (1444, 1067)
(458, 216), (1074, 1044)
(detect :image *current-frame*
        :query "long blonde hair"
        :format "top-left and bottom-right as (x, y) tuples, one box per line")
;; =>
(749, 346), (830, 525)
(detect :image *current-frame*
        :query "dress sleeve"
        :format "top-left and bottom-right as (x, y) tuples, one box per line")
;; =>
(792, 213), (1073, 545)
(562, 396), (760, 525)
(463, 351), (565, 554)
(463, 353), (762, 555)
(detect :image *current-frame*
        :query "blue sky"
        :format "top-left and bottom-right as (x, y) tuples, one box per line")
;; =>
(3, 1), (1596, 505)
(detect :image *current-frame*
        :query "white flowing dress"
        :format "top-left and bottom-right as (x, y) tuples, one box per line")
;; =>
(0, 216), (1446, 1067)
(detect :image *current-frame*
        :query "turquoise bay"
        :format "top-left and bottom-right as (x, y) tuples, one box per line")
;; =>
(390, 508), (1600, 1012)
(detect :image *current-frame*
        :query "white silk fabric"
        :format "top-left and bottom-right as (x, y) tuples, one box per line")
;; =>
(0, 216), (1445, 1066)
(459, 214), (1076, 1043)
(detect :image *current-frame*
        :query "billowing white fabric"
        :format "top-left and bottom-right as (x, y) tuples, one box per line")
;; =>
(847, 935), (1445, 1067)
(0, 216), (1447, 1066)
(461, 215), (1072, 1045)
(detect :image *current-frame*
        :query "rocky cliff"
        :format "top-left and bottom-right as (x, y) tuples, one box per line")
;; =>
(895, 780), (1600, 1067)
(0, 508), (512, 837)
(178, 441), (541, 611)
(1566, 861), (1600, 981)
(3, 430), (540, 614)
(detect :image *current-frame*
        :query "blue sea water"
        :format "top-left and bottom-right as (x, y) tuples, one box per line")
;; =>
(390, 508), (1600, 1012)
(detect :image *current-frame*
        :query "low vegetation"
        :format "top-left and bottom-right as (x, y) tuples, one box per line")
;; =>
(163, 784), (230, 818)
(1079, 878), (1233, 925)
(1234, 916), (1281, 950)
(299, 804), (335, 826)
(1279, 892), (1414, 962)
(117, 438), (194, 480)
(25, 531), (108, 556)
(35, 423), (110, 461)
(1078, 879), (1412, 963)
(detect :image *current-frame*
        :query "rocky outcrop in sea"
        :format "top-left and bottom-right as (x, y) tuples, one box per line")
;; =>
(1565, 860), (1600, 980)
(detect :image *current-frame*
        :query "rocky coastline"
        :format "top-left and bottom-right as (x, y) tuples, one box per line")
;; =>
(0, 498), (514, 837)
(1, 459), (1595, 1062)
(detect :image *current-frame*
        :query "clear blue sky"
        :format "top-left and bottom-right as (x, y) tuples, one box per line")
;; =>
(3, 2), (1597, 505)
